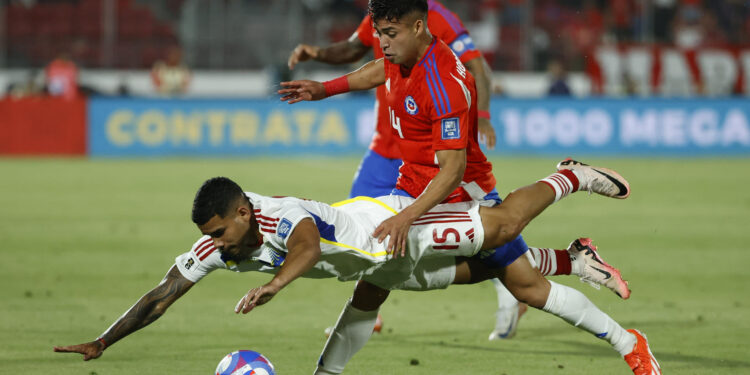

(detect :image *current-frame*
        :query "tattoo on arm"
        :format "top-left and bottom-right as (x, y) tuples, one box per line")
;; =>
(99, 266), (194, 347)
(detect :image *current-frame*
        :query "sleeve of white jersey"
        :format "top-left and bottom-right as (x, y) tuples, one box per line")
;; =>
(264, 204), (315, 250)
(175, 235), (227, 283)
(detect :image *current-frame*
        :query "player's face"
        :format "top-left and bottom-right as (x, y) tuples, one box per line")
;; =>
(373, 15), (424, 65)
(197, 204), (260, 262)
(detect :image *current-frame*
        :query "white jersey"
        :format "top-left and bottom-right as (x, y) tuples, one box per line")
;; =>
(175, 193), (485, 290)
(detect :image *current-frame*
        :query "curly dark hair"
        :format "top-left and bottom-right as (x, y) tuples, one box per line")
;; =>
(191, 177), (247, 225)
(368, 0), (428, 23)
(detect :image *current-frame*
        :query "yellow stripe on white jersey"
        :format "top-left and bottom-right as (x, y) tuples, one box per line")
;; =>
(331, 196), (398, 215)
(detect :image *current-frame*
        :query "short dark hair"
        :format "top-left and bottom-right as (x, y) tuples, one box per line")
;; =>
(191, 177), (246, 225)
(368, 0), (428, 23)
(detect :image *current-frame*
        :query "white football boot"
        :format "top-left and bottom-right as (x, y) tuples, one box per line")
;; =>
(556, 158), (631, 199)
(568, 238), (631, 299)
(488, 303), (528, 340)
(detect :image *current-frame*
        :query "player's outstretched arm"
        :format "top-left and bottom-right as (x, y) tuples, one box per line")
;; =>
(287, 38), (369, 70)
(53, 265), (195, 360)
(235, 219), (321, 314)
(463, 56), (496, 149)
(279, 59), (385, 104)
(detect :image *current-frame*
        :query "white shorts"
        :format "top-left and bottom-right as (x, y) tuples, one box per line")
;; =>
(363, 256), (457, 291)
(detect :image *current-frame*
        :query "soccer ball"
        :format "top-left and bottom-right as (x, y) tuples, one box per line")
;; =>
(215, 350), (276, 375)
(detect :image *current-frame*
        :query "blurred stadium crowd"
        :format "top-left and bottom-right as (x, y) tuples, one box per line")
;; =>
(2, 0), (749, 71)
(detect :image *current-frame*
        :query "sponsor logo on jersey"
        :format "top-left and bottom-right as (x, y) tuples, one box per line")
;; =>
(277, 218), (292, 239)
(404, 95), (418, 115)
(441, 117), (460, 140)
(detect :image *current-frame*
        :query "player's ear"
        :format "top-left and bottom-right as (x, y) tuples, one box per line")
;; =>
(236, 205), (251, 222)
(413, 18), (423, 35)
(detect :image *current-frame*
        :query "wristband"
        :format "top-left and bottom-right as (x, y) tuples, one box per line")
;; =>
(322, 76), (350, 97)
(478, 110), (491, 120)
(96, 337), (108, 349)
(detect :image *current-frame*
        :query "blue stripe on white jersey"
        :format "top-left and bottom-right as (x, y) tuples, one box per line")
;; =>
(307, 211), (337, 242)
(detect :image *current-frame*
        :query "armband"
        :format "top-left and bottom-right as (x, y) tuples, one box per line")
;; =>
(322, 76), (350, 97)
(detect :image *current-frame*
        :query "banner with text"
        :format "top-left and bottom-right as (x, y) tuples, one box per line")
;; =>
(494, 98), (750, 155)
(88, 97), (377, 157)
(88, 97), (750, 156)
(587, 45), (750, 96)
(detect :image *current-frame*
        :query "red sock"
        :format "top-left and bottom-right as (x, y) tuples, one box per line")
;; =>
(530, 247), (572, 276)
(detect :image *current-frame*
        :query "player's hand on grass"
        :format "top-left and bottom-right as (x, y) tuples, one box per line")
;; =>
(53, 341), (104, 361)
(278, 80), (326, 104)
(478, 118), (496, 149)
(288, 44), (320, 70)
(374, 211), (416, 259)
(235, 284), (280, 314)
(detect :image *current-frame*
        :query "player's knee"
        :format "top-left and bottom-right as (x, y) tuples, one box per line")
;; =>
(506, 280), (549, 309)
(496, 221), (525, 246)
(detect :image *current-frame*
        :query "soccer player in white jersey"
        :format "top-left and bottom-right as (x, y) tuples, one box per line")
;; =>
(55, 161), (659, 375)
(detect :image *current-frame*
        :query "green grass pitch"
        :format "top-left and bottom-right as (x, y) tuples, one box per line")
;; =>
(1, 157), (749, 374)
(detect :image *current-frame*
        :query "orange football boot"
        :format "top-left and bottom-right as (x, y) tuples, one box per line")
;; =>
(624, 329), (662, 375)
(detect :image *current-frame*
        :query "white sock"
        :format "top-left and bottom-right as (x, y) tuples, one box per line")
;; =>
(542, 281), (636, 356)
(314, 299), (379, 375)
(538, 169), (579, 202)
(491, 278), (519, 310)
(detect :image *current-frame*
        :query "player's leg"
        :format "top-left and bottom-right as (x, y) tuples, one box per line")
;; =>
(487, 278), (527, 340)
(348, 149), (402, 198)
(316, 256), (458, 374)
(499, 255), (660, 375)
(315, 281), (389, 375)
(481, 160), (631, 250)
(480, 229), (529, 340)
(479, 190), (526, 340)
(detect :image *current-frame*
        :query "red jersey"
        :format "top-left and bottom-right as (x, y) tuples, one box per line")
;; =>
(354, 0), (482, 159)
(383, 38), (495, 203)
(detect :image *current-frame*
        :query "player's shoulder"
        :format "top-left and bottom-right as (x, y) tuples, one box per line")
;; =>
(190, 235), (218, 259)
(423, 40), (467, 78)
(248, 192), (323, 243)
(355, 13), (376, 45)
(427, 0), (467, 36)
(175, 235), (225, 283)
(246, 191), (304, 214)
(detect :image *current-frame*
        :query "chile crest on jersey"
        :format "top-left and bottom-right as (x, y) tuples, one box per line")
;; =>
(404, 95), (419, 115)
